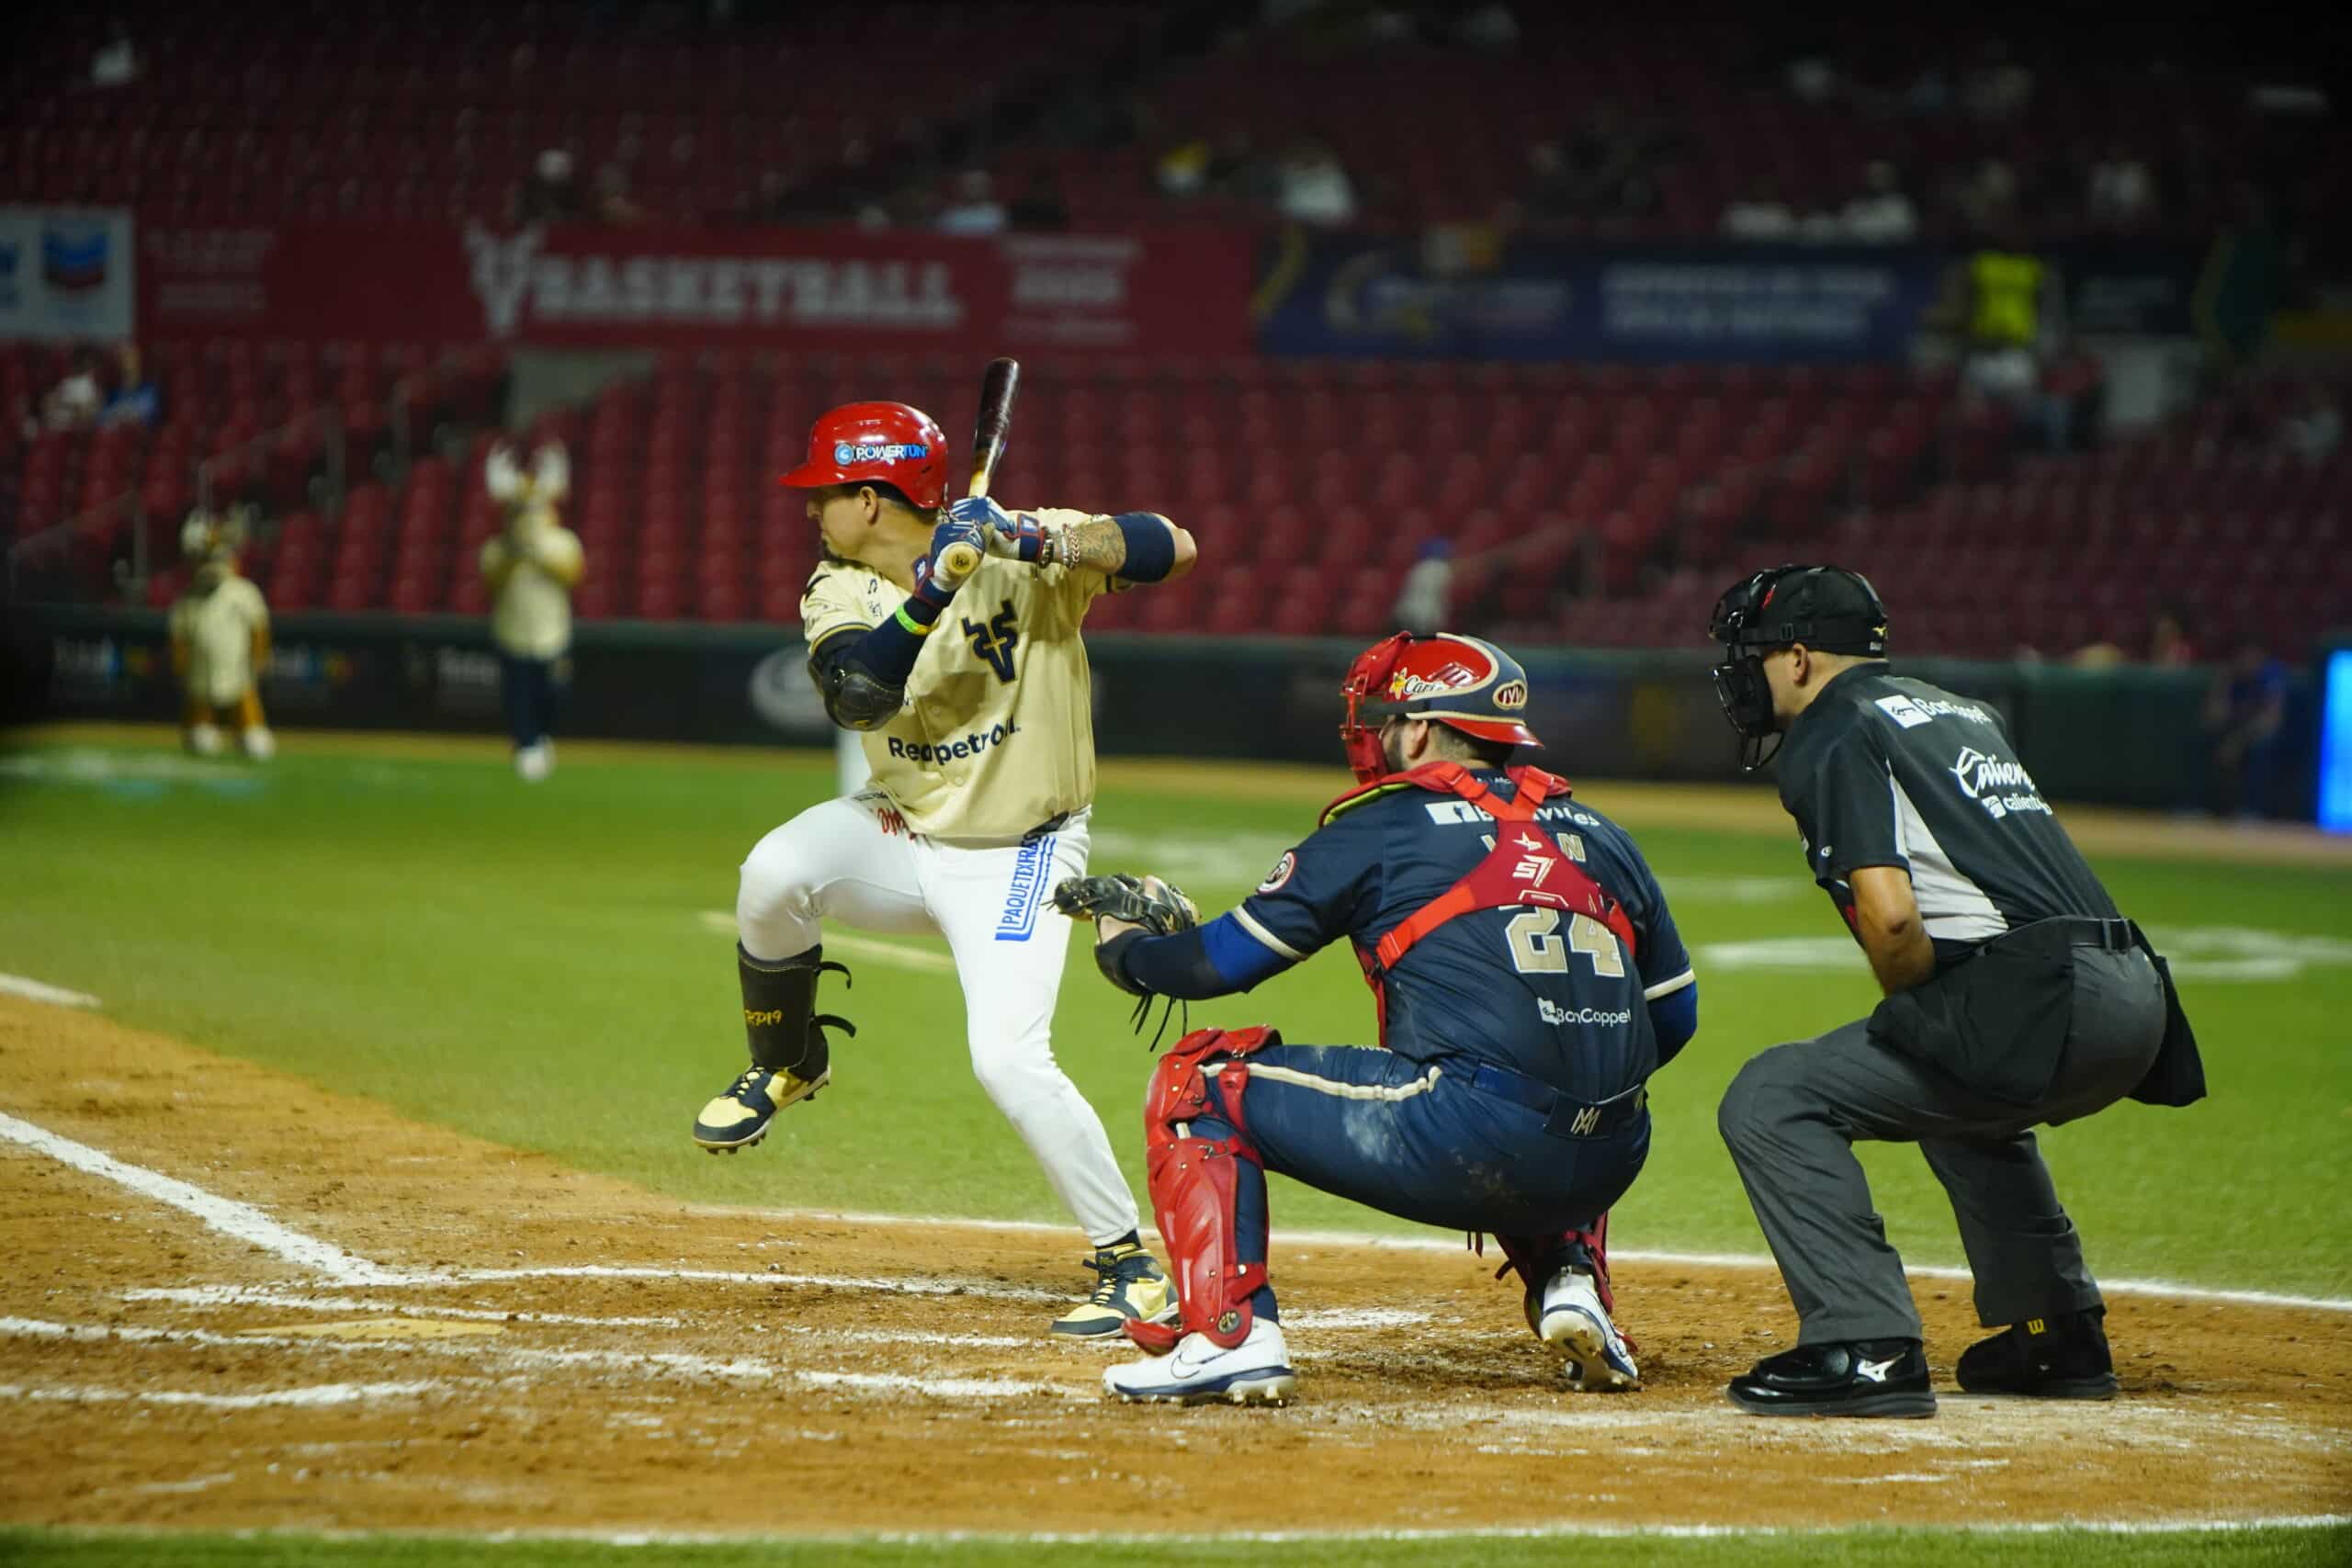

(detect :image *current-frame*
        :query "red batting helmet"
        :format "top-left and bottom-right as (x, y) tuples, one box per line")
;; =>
(778, 401), (950, 509)
(1340, 632), (1542, 783)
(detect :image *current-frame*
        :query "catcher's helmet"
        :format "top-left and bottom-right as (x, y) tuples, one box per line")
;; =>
(779, 401), (950, 510)
(1340, 631), (1541, 783)
(1707, 563), (1889, 769)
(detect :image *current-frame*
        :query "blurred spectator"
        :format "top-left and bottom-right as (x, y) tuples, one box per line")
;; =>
(1721, 185), (1800, 240)
(2203, 644), (2290, 818)
(1005, 175), (1069, 231)
(169, 509), (273, 761)
(1157, 138), (1214, 197)
(1839, 161), (1918, 243)
(1939, 224), (2061, 409)
(2034, 341), (2106, 452)
(1392, 539), (1454, 634)
(1509, 141), (1575, 222)
(2071, 604), (2196, 670)
(1453, 3), (1521, 49)
(2278, 389), (2343, 461)
(40, 349), (105, 431)
(98, 344), (160, 429)
(1953, 157), (2020, 231)
(936, 170), (1010, 235)
(1275, 143), (1358, 226)
(1785, 52), (1838, 104)
(2148, 604), (2197, 668)
(1962, 39), (2034, 123)
(594, 163), (646, 225)
(91, 24), (137, 88)
(481, 441), (583, 784)
(517, 149), (583, 222)
(2086, 145), (2157, 226)
(1556, 105), (1661, 220)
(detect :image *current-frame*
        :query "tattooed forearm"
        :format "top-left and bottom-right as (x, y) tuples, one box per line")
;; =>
(1051, 518), (1128, 574)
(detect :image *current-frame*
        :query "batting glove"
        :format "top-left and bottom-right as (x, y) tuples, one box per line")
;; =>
(918, 514), (989, 595)
(948, 495), (1052, 565)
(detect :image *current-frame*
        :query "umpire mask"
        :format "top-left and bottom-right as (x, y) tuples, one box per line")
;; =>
(1707, 565), (1889, 771)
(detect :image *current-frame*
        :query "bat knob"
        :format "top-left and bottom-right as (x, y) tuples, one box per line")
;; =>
(940, 541), (982, 580)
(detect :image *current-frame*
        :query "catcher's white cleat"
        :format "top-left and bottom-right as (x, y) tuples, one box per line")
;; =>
(1536, 1267), (1640, 1392)
(1104, 1318), (1295, 1406)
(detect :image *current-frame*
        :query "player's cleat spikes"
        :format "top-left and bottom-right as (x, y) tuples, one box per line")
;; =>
(1955, 1306), (2117, 1399)
(691, 1066), (824, 1150)
(1050, 1242), (1178, 1337)
(1103, 1318), (1295, 1405)
(1533, 1266), (1641, 1392)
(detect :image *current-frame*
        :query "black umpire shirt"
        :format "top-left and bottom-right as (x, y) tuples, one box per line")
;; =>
(1774, 663), (2120, 970)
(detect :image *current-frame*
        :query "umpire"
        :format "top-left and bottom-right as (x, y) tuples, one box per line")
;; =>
(1704, 565), (2203, 1418)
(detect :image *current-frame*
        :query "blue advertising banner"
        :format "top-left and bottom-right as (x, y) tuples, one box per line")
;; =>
(1255, 231), (1945, 362)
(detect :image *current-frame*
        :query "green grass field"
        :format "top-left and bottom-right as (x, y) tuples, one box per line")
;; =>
(4, 1523), (2349, 1568)
(2, 730), (2348, 1566)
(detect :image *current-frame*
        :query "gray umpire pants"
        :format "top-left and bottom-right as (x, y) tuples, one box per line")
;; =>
(1716, 945), (2166, 1344)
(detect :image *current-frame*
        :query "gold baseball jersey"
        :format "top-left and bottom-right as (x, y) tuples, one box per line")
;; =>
(481, 513), (584, 660)
(168, 573), (268, 706)
(802, 506), (1110, 840)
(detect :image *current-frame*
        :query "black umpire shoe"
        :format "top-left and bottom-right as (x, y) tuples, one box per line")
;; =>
(1727, 1338), (1936, 1417)
(1955, 1306), (2118, 1399)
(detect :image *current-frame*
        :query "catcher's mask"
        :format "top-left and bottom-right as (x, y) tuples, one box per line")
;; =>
(1340, 631), (1541, 784)
(1708, 563), (1889, 770)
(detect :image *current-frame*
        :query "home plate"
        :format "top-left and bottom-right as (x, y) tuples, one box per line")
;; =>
(248, 1318), (506, 1341)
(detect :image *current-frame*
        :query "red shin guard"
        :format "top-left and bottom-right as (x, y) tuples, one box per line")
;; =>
(1136, 1026), (1278, 1351)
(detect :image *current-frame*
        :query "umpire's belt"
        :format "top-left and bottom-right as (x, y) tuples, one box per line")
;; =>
(2036, 916), (2135, 953)
(1454, 1060), (1648, 1140)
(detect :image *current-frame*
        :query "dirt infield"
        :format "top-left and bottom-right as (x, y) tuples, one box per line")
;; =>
(2, 994), (2346, 1541)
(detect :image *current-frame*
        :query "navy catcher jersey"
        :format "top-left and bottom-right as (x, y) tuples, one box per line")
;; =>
(1228, 773), (1693, 1102)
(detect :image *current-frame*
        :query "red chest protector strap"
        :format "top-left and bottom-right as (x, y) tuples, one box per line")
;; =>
(1360, 761), (1639, 976)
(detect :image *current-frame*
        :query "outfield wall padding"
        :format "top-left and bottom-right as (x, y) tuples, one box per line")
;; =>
(4, 608), (2317, 817)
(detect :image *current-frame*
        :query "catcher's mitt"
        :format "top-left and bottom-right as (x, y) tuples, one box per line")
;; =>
(1050, 873), (1199, 937)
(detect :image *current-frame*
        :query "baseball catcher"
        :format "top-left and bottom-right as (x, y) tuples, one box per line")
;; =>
(1057, 631), (1701, 1405)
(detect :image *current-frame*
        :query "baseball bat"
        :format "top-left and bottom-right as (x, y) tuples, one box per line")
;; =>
(937, 356), (1021, 580)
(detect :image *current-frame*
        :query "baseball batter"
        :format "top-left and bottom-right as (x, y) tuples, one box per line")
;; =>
(692, 400), (1199, 1337)
(168, 510), (273, 761)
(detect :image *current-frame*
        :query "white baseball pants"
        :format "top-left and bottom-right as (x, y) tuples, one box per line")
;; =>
(735, 791), (1138, 1246)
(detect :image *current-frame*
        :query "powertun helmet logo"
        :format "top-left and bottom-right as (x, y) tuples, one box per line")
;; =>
(833, 442), (928, 464)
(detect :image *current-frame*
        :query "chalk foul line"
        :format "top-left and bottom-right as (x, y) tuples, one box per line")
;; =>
(0, 1111), (399, 1286)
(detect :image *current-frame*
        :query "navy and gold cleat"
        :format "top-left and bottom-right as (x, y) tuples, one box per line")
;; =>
(692, 1066), (826, 1153)
(1050, 1243), (1179, 1337)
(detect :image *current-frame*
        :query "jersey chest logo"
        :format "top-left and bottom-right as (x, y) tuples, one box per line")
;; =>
(961, 598), (1020, 682)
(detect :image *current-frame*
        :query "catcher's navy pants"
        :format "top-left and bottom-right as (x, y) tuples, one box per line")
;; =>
(1195, 1043), (1649, 1320)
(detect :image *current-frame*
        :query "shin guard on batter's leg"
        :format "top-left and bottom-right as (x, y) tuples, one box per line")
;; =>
(740, 942), (854, 1081)
(1130, 1026), (1278, 1354)
(691, 944), (854, 1151)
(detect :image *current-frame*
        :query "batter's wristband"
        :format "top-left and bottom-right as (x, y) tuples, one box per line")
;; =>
(894, 602), (937, 636)
(1111, 513), (1177, 581)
